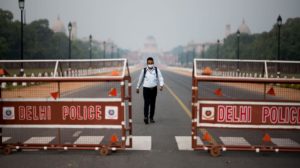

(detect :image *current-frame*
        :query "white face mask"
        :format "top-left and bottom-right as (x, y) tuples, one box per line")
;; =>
(148, 64), (154, 69)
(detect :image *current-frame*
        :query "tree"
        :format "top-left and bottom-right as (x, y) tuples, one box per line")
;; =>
(202, 17), (300, 61)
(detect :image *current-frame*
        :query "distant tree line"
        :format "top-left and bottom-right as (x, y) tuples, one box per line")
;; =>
(171, 17), (300, 66)
(0, 8), (126, 60)
(204, 17), (300, 61)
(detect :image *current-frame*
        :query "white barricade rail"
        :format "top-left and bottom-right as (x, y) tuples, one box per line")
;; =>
(192, 59), (300, 157)
(0, 59), (132, 155)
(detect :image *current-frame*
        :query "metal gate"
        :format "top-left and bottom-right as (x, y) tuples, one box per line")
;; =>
(0, 59), (132, 155)
(192, 59), (300, 156)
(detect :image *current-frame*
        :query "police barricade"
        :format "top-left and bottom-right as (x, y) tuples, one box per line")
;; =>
(192, 59), (300, 156)
(0, 59), (132, 155)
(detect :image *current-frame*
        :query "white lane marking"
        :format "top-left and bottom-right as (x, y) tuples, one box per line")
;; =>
(2, 137), (11, 143)
(220, 137), (251, 146)
(126, 136), (151, 150)
(197, 136), (204, 145)
(72, 131), (82, 137)
(272, 138), (300, 147)
(24, 136), (55, 144)
(175, 136), (193, 151)
(74, 136), (104, 145)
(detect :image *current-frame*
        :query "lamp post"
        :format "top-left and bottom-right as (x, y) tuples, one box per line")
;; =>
(111, 45), (114, 58)
(202, 44), (205, 58)
(103, 41), (106, 59)
(89, 35), (92, 60)
(117, 48), (120, 58)
(68, 22), (72, 70)
(217, 39), (220, 59)
(277, 15), (282, 77)
(237, 30), (240, 73)
(89, 34), (92, 67)
(18, 0), (25, 75)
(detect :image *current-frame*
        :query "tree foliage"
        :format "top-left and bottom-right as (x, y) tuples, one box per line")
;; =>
(204, 17), (300, 61)
(0, 8), (122, 60)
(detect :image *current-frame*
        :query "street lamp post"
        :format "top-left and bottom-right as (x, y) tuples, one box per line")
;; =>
(237, 30), (240, 73)
(103, 41), (106, 59)
(89, 34), (92, 60)
(202, 44), (205, 58)
(89, 34), (92, 67)
(111, 45), (114, 58)
(18, 0), (25, 75)
(277, 15), (282, 77)
(217, 39), (220, 59)
(68, 22), (72, 70)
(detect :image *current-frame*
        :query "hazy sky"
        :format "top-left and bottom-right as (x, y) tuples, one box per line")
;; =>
(1, 0), (300, 51)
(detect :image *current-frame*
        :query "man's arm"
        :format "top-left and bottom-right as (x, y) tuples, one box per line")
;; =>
(136, 69), (144, 93)
(157, 68), (164, 91)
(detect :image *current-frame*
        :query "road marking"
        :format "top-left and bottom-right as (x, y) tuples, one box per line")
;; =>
(165, 84), (217, 145)
(2, 137), (11, 143)
(74, 136), (104, 145)
(72, 130), (82, 137)
(220, 137), (251, 146)
(175, 136), (205, 151)
(165, 84), (191, 118)
(24, 136), (55, 144)
(271, 138), (300, 147)
(175, 136), (193, 150)
(126, 136), (151, 150)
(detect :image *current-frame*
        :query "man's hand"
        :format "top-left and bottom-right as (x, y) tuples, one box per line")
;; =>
(136, 88), (139, 94)
(159, 86), (163, 91)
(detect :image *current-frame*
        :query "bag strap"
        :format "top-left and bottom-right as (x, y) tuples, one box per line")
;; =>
(143, 67), (158, 79)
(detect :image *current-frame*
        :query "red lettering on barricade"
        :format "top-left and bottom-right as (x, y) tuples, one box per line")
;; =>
(62, 105), (102, 121)
(0, 102), (121, 125)
(199, 101), (300, 128)
(217, 105), (225, 122)
(216, 105), (251, 123)
(18, 106), (51, 121)
(261, 106), (300, 125)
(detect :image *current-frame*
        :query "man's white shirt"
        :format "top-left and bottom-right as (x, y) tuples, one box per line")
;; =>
(136, 67), (164, 89)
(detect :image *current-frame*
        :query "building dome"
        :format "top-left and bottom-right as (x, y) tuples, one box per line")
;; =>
(238, 19), (251, 34)
(51, 16), (66, 33)
(144, 35), (158, 51)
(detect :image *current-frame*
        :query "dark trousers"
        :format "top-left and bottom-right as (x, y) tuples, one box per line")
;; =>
(143, 86), (157, 119)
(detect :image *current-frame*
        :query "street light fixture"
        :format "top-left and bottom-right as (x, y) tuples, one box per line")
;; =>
(89, 34), (92, 68)
(89, 34), (92, 60)
(237, 30), (240, 73)
(111, 45), (114, 58)
(117, 48), (120, 58)
(217, 39), (220, 59)
(68, 22), (72, 70)
(18, 0), (25, 75)
(103, 41), (106, 59)
(277, 15), (282, 77)
(202, 44), (205, 58)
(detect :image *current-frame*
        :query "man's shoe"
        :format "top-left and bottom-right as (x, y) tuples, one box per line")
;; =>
(150, 119), (155, 123)
(144, 118), (149, 124)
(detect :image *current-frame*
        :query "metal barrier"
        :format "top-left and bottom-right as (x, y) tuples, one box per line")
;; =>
(192, 59), (300, 156)
(0, 59), (132, 155)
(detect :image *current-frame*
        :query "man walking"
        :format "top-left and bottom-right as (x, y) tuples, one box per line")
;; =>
(136, 57), (164, 124)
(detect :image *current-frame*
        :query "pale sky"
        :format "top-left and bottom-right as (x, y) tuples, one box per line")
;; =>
(1, 0), (300, 51)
